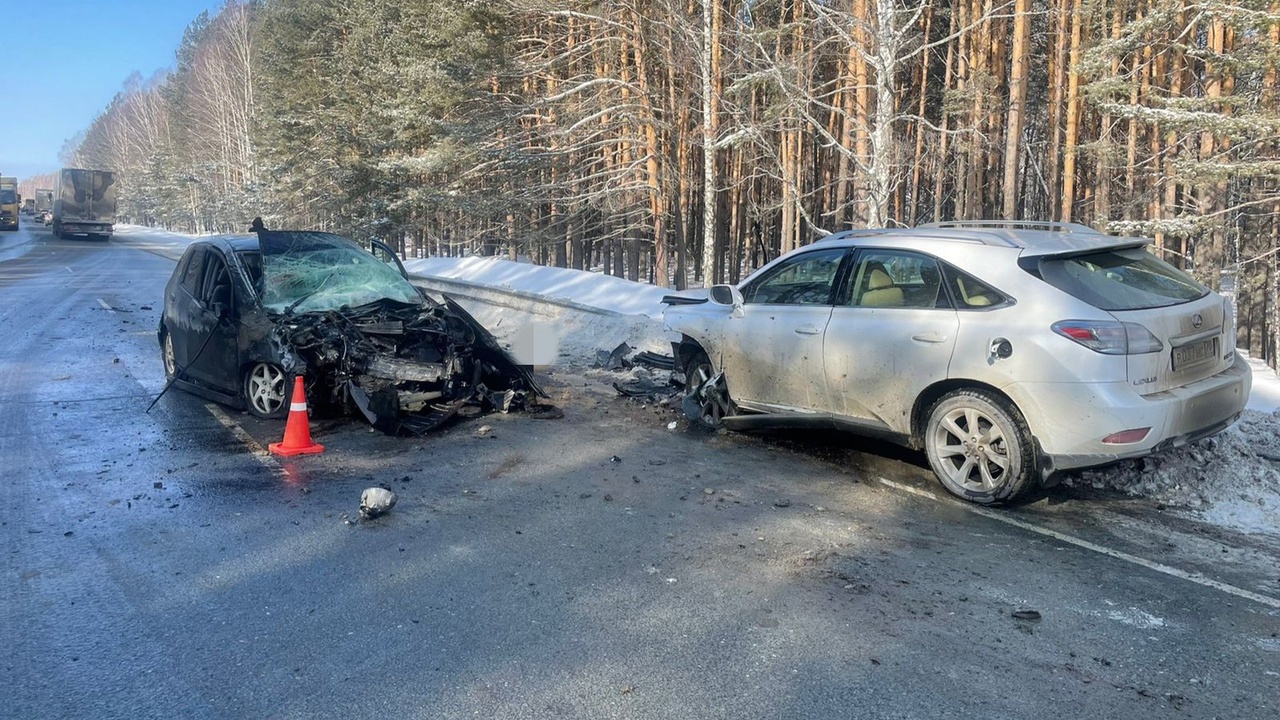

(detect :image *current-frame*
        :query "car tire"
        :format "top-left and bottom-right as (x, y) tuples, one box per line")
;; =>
(243, 362), (290, 419)
(924, 389), (1035, 505)
(161, 327), (176, 381)
(683, 350), (733, 428)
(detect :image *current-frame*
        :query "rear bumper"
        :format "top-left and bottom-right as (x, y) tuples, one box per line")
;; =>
(59, 222), (113, 236)
(1012, 351), (1252, 473)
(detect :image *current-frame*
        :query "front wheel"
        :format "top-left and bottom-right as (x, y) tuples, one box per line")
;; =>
(682, 350), (734, 428)
(243, 362), (290, 419)
(924, 390), (1035, 505)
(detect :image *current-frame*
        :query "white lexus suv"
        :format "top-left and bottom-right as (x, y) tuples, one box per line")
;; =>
(663, 221), (1252, 504)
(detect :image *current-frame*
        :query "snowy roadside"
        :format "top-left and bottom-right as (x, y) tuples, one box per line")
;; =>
(110, 225), (1280, 536)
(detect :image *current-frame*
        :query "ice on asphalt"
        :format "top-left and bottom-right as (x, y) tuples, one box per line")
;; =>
(117, 225), (1280, 536)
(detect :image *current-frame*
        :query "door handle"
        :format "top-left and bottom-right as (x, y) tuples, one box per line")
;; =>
(911, 333), (947, 343)
(794, 325), (821, 336)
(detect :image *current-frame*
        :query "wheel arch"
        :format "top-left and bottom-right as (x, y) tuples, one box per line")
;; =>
(912, 380), (1056, 487)
(674, 334), (711, 375)
(909, 379), (1022, 449)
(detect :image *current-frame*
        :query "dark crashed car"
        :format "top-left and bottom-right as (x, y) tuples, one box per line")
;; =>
(158, 231), (544, 433)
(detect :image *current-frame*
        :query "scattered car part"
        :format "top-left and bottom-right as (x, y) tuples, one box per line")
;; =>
(360, 487), (397, 520)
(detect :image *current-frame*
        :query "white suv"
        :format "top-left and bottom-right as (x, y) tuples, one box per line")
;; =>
(663, 221), (1252, 504)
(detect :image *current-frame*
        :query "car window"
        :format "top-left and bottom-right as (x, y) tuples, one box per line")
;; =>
(941, 265), (1007, 309)
(180, 247), (207, 296)
(1036, 247), (1208, 311)
(844, 251), (948, 309)
(201, 252), (231, 306)
(238, 250), (264, 296)
(741, 248), (847, 305)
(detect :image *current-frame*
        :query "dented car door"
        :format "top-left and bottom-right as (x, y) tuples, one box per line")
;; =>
(722, 247), (849, 412)
(823, 250), (958, 432)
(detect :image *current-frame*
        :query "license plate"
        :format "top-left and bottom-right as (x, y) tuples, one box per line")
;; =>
(1172, 337), (1217, 371)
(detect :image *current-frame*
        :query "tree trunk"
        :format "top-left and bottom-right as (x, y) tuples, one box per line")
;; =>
(1060, 0), (1084, 223)
(1001, 0), (1031, 220)
(700, 0), (720, 286)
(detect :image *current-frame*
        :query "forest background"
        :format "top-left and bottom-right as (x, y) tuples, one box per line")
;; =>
(17, 0), (1280, 369)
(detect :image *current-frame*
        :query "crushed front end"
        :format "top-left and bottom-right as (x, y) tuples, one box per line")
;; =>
(274, 296), (544, 435)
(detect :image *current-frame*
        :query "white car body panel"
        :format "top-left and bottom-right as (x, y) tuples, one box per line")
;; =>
(724, 304), (832, 410)
(823, 306), (958, 429)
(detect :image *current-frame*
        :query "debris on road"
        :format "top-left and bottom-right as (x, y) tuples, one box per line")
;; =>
(595, 342), (633, 371)
(528, 404), (564, 420)
(360, 487), (398, 520)
(1012, 609), (1042, 621)
(632, 351), (675, 370)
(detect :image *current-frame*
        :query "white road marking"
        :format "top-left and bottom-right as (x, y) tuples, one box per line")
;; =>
(877, 477), (1280, 610)
(97, 298), (112, 310)
(205, 404), (278, 470)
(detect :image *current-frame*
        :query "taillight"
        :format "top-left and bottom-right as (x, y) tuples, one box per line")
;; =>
(1051, 320), (1163, 355)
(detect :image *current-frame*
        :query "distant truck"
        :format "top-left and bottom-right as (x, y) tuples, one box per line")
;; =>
(34, 188), (53, 216)
(0, 176), (18, 231)
(23, 198), (36, 214)
(53, 168), (117, 240)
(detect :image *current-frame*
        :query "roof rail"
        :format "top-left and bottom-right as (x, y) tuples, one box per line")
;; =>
(918, 220), (1099, 234)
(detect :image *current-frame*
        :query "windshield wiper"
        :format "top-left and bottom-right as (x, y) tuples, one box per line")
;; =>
(283, 270), (337, 315)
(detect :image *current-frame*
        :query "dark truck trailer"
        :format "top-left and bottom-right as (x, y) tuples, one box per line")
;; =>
(53, 168), (117, 240)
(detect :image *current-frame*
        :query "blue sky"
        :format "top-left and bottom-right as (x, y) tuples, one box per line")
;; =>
(0, 0), (225, 180)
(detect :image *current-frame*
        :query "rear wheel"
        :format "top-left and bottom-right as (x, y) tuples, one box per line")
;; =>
(683, 350), (734, 428)
(924, 389), (1035, 504)
(243, 362), (289, 419)
(160, 328), (176, 380)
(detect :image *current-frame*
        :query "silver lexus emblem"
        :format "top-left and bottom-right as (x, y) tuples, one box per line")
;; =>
(1192, 313), (1203, 328)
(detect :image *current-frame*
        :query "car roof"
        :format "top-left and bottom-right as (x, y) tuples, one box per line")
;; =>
(815, 221), (1151, 258)
(194, 234), (260, 253)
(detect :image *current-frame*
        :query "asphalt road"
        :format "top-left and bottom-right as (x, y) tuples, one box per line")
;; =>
(2, 223), (1278, 719)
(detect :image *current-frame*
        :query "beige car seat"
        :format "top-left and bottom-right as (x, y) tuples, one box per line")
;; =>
(861, 267), (904, 306)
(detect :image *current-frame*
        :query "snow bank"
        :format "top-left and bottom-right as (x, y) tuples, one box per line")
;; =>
(1065, 408), (1280, 535)
(403, 256), (683, 319)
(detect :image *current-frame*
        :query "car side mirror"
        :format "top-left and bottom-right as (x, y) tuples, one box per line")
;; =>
(709, 284), (745, 317)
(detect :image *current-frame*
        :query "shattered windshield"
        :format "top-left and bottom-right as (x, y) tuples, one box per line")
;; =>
(257, 231), (421, 313)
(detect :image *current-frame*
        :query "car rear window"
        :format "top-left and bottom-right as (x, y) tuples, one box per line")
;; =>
(1036, 247), (1208, 311)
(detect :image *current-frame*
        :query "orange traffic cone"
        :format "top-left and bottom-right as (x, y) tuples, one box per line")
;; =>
(269, 376), (325, 456)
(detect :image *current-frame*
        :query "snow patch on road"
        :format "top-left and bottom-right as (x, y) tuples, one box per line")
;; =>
(1103, 605), (1167, 630)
